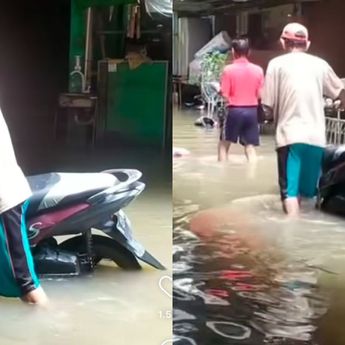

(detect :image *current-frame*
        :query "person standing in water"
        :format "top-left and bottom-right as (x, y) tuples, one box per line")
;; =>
(0, 107), (48, 305)
(219, 37), (264, 162)
(261, 23), (345, 217)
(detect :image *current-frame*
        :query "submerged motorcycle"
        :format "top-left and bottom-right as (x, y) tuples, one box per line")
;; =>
(318, 145), (345, 215)
(26, 169), (165, 277)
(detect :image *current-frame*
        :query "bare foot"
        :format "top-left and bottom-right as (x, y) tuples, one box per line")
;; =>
(283, 197), (300, 218)
(21, 286), (49, 306)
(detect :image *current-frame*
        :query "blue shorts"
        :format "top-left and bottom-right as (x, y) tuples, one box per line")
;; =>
(277, 144), (324, 200)
(221, 106), (259, 146)
(0, 201), (40, 297)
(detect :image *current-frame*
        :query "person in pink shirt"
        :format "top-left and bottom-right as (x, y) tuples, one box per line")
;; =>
(219, 38), (264, 162)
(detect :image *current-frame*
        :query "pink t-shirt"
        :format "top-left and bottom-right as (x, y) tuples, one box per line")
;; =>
(220, 57), (264, 106)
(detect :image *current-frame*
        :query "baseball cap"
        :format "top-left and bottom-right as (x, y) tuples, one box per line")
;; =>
(281, 22), (309, 42)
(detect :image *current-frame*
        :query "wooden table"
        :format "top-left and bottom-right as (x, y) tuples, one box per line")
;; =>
(54, 93), (98, 147)
(172, 75), (188, 108)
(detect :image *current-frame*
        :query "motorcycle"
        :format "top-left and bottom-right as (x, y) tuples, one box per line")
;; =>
(26, 169), (165, 277)
(317, 145), (345, 215)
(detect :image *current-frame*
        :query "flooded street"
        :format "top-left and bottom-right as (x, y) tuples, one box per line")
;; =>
(173, 109), (345, 345)
(0, 147), (172, 345)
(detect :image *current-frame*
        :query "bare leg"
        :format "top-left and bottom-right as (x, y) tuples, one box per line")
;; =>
(244, 145), (257, 163)
(21, 286), (49, 306)
(283, 197), (300, 218)
(218, 141), (231, 162)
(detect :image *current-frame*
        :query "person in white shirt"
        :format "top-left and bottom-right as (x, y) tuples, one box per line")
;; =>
(0, 107), (48, 305)
(262, 22), (345, 217)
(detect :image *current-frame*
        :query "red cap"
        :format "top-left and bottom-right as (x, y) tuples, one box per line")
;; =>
(281, 23), (309, 42)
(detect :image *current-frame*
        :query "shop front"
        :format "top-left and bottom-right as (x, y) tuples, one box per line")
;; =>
(56, 0), (172, 149)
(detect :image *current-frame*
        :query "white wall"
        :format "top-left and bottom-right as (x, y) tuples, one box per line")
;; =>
(176, 17), (212, 76)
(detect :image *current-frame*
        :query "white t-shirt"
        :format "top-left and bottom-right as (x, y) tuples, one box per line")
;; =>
(262, 52), (344, 148)
(0, 108), (32, 214)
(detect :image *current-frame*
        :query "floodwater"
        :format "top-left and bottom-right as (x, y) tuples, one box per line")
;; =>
(173, 109), (345, 345)
(0, 146), (172, 345)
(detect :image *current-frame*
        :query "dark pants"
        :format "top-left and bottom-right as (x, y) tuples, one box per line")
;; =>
(221, 106), (260, 146)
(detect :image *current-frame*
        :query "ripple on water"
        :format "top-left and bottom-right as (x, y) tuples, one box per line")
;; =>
(173, 201), (331, 345)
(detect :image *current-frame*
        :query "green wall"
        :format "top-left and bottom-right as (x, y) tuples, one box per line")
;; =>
(106, 61), (168, 147)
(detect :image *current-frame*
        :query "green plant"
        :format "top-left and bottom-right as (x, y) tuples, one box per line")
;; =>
(201, 51), (229, 82)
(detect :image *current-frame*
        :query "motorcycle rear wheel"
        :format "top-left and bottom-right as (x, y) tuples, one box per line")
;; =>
(59, 234), (141, 270)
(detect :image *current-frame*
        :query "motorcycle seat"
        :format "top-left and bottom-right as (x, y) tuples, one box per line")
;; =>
(322, 145), (345, 173)
(26, 172), (118, 216)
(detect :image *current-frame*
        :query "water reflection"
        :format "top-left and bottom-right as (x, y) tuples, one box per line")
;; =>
(173, 109), (345, 345)
(173, 202), (330, 344)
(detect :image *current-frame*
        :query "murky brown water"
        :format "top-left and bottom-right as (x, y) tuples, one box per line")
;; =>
(0, 149), (172, 345)
(173, 108), (345, 345)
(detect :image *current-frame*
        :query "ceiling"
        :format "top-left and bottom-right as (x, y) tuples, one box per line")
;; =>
(173, 0), (320, 15)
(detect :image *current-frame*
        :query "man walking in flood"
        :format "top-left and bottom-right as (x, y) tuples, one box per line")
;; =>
(0, 107), (48, 305)
(262, 23), (345, 217)
(219, 37), (264, 162)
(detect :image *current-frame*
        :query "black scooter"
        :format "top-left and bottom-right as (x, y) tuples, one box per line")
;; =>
(26, 169), (165, 276)
(317, 145), (345, 215)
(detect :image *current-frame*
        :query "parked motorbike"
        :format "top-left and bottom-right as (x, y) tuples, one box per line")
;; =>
(26, 169), (165, 277)
(318, 145), (345, 215)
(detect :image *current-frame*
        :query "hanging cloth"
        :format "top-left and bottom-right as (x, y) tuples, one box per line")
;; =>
(144, 0), (172, 16)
